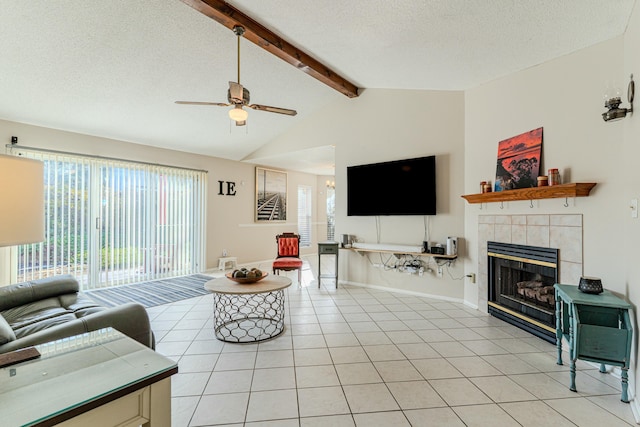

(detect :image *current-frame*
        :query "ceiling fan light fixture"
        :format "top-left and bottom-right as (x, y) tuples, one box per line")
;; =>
(175, 24), (296, 125)
(229, 106), (248, 122)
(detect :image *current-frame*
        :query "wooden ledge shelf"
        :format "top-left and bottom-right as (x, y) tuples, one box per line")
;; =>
(461, 183), (596, 204)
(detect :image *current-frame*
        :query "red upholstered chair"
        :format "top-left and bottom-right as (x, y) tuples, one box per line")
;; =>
(272, 233), (303, 284)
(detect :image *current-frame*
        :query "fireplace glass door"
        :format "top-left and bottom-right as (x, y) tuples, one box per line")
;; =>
(488, 241), (558, 342)
(492, 257), (557, 326)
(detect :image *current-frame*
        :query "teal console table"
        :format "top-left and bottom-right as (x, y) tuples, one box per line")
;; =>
(554, 284), (633, 402)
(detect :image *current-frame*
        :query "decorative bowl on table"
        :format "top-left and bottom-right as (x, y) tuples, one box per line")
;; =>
(578, 276), (603, 294)
(226, 268), (268, 284)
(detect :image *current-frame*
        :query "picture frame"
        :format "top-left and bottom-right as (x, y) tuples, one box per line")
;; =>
(255, 167), (287, 222)
(495, 127), (543, 191)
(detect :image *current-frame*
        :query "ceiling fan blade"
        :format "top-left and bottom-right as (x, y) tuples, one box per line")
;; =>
(175, 101), (229, 106)
(248, 104), (297, 116)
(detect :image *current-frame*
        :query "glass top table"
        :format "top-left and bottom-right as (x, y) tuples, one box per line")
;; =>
(0, 328), (178, 426)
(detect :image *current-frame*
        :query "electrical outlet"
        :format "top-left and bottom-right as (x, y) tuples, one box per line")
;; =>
(631, 199), (638, 218)
(437, 266), (443, 278)
(468, 273), (476, 283)
(222, 249), (228, 257)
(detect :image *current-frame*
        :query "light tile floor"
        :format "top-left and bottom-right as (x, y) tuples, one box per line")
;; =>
(148, 272), (636, 426)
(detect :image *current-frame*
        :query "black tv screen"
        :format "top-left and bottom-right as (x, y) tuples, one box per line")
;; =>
(347, 155), (436, 216)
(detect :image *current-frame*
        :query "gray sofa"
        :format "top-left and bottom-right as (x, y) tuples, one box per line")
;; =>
(0, 275), (154, 353)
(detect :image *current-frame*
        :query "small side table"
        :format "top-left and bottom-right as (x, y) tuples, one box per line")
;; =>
(218, 256), (238, 271)
(205, 275), (292, 342)
(318, 242), (339, 288)
(554, 283), (633, 402)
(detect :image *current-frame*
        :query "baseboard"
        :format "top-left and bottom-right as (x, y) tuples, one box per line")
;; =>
(463, 300), (479, 310)
(576, 363), (637, 423)
(207, 256), (476, 310)
(207, 258), (276, 273)
(340, 280), (465, 304)
(630, 395), (640, 424)
(210, 257), (478, 311)
(607, 366), (638, 423)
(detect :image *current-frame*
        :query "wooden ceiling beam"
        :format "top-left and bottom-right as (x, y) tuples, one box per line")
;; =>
(179, 0), (360, 98)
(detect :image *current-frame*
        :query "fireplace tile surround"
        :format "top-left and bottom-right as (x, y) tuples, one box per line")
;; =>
(478, 214), (583, 313)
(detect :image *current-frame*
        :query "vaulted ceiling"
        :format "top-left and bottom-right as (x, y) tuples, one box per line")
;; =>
(0, 1), (635, 174)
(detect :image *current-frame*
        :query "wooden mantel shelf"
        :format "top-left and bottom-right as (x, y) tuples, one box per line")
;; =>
(461, 183), (597, 204)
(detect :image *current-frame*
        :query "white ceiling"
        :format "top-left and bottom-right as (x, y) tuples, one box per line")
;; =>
(0, 1), (635, 175)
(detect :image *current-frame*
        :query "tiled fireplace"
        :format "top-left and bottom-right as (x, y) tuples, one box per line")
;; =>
(478, 214), (583, 340)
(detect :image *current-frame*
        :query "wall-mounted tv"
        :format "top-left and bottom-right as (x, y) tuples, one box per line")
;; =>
(347, 155), (436, 216)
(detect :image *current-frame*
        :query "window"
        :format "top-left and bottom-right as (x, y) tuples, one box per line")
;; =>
(326, 183), (335, 241)
(297, 185), (312, 247)
(11, 148), (207, 289)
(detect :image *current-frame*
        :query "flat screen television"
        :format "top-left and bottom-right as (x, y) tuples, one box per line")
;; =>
(347, 155), (436, 216)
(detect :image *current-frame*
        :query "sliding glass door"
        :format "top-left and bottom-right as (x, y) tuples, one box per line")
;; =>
(13, 154), (93, 285)
(11, 149), (206, 290)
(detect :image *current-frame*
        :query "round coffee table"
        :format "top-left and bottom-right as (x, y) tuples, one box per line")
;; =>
(204, 275), (292, 343)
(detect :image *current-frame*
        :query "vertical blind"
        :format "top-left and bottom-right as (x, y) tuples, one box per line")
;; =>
(11, 148), (207, 290)
(326, 186), (335, 241)
(297, 185), (312, 247)
(15, 152), (92, 285)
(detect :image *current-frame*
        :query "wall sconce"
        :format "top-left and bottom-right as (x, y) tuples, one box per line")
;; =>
(325, 180), (335, 189)
(602, 74), (634, 122)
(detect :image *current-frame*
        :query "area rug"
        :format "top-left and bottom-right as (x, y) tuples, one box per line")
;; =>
(86, 274), (214, 308)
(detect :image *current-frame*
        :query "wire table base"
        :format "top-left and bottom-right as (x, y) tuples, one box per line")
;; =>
(213, 290), (286, 342)
(204, 275), (292, 343)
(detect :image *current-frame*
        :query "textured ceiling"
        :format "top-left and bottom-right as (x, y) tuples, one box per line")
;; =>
(0, 0), (635, 174)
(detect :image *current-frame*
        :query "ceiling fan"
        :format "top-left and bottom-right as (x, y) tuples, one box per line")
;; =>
(175, 26), (297, 126)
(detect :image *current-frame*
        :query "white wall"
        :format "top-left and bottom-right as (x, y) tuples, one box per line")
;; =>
(624, 0), (640, 415)
(258, 88), (467, 299)
(464, 36), (626, 307)
(0, 119), (322, 280)
(465, 22), (640, 409)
